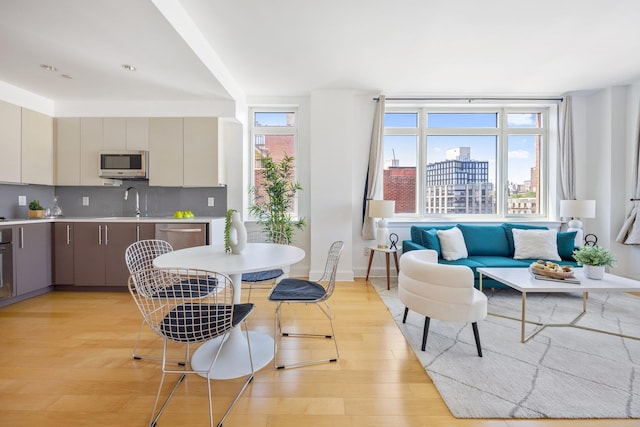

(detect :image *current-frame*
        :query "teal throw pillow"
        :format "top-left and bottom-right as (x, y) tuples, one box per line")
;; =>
(420, 228), (441, 258)
(557, 231), (578, 260)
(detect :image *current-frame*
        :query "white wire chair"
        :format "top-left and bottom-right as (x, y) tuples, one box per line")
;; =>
(125, 239), (174, 361)
(241, 229), (288, 301)
(129, 268), (255, 427)
(267, 240), (344, 369)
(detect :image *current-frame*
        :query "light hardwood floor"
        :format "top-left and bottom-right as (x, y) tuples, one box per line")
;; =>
(0, 279), (635, 427)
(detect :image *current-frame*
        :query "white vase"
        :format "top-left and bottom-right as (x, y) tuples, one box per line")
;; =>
(584, 265), (605, 280)
(229, 211), (247, 254)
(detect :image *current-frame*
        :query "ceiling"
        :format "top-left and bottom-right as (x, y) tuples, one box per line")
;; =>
(2, 0), (640, 114)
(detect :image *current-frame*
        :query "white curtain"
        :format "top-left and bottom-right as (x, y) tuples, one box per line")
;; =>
(559, 96), (576, 200)
(362, 95), (386, 240)
(616, 100), (640, 244)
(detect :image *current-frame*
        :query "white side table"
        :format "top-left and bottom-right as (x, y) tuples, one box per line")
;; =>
(365, 245), (400, 290)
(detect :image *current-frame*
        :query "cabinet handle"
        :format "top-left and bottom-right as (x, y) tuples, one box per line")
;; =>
(20, 227), (24, 249)
(104, 225), (109, 246)
(98, 225), (102, 245)
(66, 225), (71, 245)
(136, 225), (140, 241)
(158, 228), (203, 233)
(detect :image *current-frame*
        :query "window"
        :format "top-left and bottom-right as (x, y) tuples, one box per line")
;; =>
(383, 105), (550, 218)
(250, 107), (298, 214)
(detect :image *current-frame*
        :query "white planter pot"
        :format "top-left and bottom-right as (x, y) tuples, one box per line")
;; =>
(228, 211), (247, 254)
(584, 265), (605, 280)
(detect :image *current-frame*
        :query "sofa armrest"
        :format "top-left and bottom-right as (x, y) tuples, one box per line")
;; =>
(402, 240), (426, 253)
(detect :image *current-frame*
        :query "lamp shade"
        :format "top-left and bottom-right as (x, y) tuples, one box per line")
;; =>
(559, 200), (596, 218)
(368, 200), (395, 218)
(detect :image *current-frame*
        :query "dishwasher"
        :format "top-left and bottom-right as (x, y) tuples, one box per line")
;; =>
(155, 222), (209, 250)
(0, 228), (13, 299)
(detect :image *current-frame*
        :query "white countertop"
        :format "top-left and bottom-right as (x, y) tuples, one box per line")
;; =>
(0, 216), (223, 225)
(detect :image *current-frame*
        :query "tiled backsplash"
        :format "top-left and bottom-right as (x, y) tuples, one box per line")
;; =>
(0, 182), (227, 219)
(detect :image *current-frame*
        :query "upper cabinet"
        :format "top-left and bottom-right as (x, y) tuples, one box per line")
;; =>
(149, 117), (221, 187)
(55, 117), (147, 186)
(22, 109), (54, 185)
(54, 116), (221, 187)
(103, 118), (149, 151)
(0, 100), (22, 183)
(0, 102), (53, 185)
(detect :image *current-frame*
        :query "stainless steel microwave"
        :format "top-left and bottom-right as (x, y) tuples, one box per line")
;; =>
(99, 150), (148, 179)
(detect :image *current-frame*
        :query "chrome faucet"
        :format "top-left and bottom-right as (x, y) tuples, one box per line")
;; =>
(124, 186), (140, 218)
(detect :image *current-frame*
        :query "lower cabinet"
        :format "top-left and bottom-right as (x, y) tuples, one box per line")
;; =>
(68, 222), (154, 287)
(15, 222), (51, 295)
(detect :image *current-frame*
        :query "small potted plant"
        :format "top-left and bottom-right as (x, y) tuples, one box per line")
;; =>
(572, 245), (616, 279)
(28, 200), (45, 219)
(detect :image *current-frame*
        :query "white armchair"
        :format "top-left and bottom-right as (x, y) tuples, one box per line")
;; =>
(398, 249), (487, 356)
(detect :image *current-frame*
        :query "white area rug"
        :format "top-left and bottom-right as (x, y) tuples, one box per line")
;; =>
(371, 278), (640, 418)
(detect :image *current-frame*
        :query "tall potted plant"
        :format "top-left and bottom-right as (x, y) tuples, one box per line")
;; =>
(249, 153), (305, 244)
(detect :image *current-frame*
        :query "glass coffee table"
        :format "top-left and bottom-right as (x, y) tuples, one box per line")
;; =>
(478, 267), (640, 343)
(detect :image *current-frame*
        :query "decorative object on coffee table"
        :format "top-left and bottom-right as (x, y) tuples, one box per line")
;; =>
(572, 245), (616, 279)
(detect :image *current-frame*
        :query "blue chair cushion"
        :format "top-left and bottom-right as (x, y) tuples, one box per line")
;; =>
(160, 303), (254, 342)
(153, 277), (217, 298)
(242, 269), (284, 282)
(268, 278), (327, 301)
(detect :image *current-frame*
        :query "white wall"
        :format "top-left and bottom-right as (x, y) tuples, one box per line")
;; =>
(572, 81), (640, 279)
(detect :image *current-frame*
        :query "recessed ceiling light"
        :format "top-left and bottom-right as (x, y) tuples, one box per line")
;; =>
(122, 64), (136, 71)
(40, 64), (57, 72)
(61, 74), (73, 79)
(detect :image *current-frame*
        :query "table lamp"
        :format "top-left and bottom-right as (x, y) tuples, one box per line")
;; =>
(369, 200), (395, 249)
(559, 199), (596, 246)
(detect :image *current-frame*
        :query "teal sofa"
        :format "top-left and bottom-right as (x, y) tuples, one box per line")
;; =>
(401, 223), (579, 289)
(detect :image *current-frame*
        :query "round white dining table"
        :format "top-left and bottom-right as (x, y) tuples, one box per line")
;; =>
(153, 242), (305, 379)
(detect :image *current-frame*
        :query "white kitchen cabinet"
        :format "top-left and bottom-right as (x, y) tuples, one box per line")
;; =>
(55, 118), (81, 185)
(80, 118), (120, 186)
(149, 117), (184, 186)
(149, 117), (220, 187)
(103, 118), (127, 150)
(103, 117), (149, 151)
(21, 108), (54, 185)
(125, 118), (149, 150)
(0, 101), (21, 183)
(183, 117), (219, 187)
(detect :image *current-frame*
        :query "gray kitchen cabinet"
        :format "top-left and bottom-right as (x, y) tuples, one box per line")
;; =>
(73, 222), (154, 287)
(14, 222), (52, 295)
(53, 222), (74, 285)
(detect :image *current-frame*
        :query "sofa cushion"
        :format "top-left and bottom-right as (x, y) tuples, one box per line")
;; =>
(420, 229), (441, 257)
(512, 229), (561, 261)
(437, 227), (468, 261)
(410, 225), (454, 246)
(502, 223), (548, 256)
(557, 231), (578, 260)
(467, 256), (532, 268)
(457, 224), (510, 257)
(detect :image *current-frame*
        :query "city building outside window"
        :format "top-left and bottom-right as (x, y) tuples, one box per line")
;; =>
(249, 108), (299, 216)
(383, 105), (550, 219)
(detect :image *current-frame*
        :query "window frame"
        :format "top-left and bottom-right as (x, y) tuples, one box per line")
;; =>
(383, 103), (551, 220)
(248, 106), (300, 219)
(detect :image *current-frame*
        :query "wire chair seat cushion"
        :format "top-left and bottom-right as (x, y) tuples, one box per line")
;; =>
(152, 277), (218, 298)
(268, 278), (327, 301)
(159, 302), (255, 343)
(241, 269), (284, 283)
